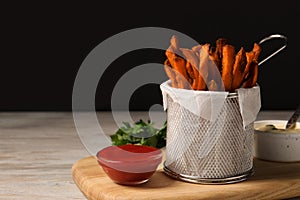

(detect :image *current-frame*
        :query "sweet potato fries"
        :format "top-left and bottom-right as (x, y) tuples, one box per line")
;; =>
(164, 35), (261, 92)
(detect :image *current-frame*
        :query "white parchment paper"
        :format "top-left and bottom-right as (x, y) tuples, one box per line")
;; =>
(160, 80), (261, 128)
(237, 85), (261, 128)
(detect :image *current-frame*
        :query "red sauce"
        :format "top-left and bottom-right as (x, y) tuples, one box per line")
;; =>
(96, 144), (162, 185)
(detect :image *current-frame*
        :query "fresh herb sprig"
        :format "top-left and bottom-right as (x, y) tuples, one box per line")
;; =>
(110, 119), (166, 148)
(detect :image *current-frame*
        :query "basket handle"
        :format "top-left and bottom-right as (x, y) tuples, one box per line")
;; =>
(258, 34), (287, 66)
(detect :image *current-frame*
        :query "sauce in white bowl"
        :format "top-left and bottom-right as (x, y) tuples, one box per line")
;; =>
(254, 120), (300, 162)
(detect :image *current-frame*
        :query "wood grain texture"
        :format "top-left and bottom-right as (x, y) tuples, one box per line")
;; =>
(72, 156), (300, 200)
(0, 112), (90, 200)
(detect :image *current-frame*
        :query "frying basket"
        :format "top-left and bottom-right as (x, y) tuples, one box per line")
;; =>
(163, 34), (287, 184)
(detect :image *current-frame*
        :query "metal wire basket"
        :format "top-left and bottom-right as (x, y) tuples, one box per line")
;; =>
(163, 93), (254, 184)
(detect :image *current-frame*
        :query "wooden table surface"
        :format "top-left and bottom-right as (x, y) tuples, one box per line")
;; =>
(1, 111), (300, 200)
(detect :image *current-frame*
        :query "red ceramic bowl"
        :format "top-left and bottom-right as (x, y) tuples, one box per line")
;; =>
(96, 144), (162, 185)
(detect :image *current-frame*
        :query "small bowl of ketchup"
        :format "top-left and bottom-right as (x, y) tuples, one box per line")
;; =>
(96, 144), (162, 185)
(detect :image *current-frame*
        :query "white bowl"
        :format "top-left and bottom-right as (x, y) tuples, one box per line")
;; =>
(254, 120), (300, 162)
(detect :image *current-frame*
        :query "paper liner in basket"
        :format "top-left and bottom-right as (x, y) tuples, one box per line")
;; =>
(160, 80), (261, 129)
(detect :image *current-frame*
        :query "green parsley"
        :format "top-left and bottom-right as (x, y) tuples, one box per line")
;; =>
(110, 119), (166, 148)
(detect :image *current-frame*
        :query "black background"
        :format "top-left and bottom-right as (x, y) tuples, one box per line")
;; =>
(1, 1), (299, 111)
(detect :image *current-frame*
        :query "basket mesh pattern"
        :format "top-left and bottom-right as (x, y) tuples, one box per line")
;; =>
(165, 95), (254, 179)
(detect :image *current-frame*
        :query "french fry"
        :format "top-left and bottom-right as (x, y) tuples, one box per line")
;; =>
(170, 35), (180, 50)
(197, 44), (212, 90)
(243, 51), (255, 79)
(172, 56), (190, 89)
(232, 47), (247, 90)
(242, 60), (257, 88)
(185, 61), (195, 79)
(241, 44), (261, 88)
(180, 48), (200, 88)
(216, 38), (228, 55)
(208, 46), (221, 71)
(215, 38), (228, 71)
(252, 43), (262, 61)
(164, 59), (178, 88)
(165, 46), (190, 89)
(221, 45), (235, 92)
(194, 70), (206, 90)
(203, 45), (224, 91)
(180, 48), (199, 73)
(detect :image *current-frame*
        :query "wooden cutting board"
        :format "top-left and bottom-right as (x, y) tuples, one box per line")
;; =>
(72, 156), (300, 200)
